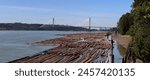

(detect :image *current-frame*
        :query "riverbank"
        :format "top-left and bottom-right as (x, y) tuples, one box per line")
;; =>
(113, 33), (143, 63)
(113, 33), (132, 49)
(9, 32), (113, 63)
(113, 33), (132, 62)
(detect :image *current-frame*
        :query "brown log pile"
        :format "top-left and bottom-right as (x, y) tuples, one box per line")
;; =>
(9, 32), (112, 63)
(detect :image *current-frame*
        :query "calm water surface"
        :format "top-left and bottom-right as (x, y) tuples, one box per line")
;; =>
(0, 31), (82, 62)
(0, 31), (122, 63)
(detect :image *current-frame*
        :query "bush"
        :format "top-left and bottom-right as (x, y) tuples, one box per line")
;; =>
(131, 26), (150, 62)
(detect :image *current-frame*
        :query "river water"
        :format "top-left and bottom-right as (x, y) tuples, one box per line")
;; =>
(0, 31), (122, 63)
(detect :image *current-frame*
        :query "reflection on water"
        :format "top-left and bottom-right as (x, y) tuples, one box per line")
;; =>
(117, 44), (126, 57)
(106, 34), (122, 63)
(113, 41), (122, 63)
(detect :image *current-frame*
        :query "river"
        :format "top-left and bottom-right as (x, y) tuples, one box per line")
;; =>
(0, 31), (122, 63)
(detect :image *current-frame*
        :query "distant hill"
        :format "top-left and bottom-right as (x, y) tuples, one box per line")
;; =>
(0, 23), (92, 31)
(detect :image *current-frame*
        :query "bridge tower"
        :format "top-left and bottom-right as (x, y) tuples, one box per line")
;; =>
(89, 17), (91, 30)
(52, 18), (55, 27)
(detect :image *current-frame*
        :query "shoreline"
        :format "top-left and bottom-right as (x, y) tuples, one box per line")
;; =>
(9, 32), (114, 63)
(113, 33), (132, 49)
(113, 33), (143, 63)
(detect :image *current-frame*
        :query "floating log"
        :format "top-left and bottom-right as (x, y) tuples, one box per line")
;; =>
(9, 32), (113, 63)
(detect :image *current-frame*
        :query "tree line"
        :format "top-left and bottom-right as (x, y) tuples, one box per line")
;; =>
(0, 23), (90, 31)
(117, 0), (150, 62)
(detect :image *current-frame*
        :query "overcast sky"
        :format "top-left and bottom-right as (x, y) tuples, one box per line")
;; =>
(0, 0), (133, 27)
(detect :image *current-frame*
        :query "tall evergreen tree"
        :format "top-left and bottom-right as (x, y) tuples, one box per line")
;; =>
(117, 0), (150, 62)
(117, 13), (133, 35)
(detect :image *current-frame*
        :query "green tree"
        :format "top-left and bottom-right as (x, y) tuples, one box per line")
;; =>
(118, 0), (150, 62)
(128, 1), (150, 36)
(117, 13), (133, 35)
(132, 26), (150, 62)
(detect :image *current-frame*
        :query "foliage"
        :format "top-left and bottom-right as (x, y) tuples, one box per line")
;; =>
(132, 26), (150, 62)
(0, 23), (89, 31)
(117, 13), (133, 35)
(118, 0), (150, 62)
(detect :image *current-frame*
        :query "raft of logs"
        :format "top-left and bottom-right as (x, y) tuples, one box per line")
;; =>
(9, 32), (113, 63)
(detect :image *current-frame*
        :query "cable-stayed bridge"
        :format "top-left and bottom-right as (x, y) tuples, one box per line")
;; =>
(40, 18), (116, 31)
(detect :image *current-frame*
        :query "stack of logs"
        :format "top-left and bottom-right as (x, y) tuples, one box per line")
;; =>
(9, 32), (112, 63)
